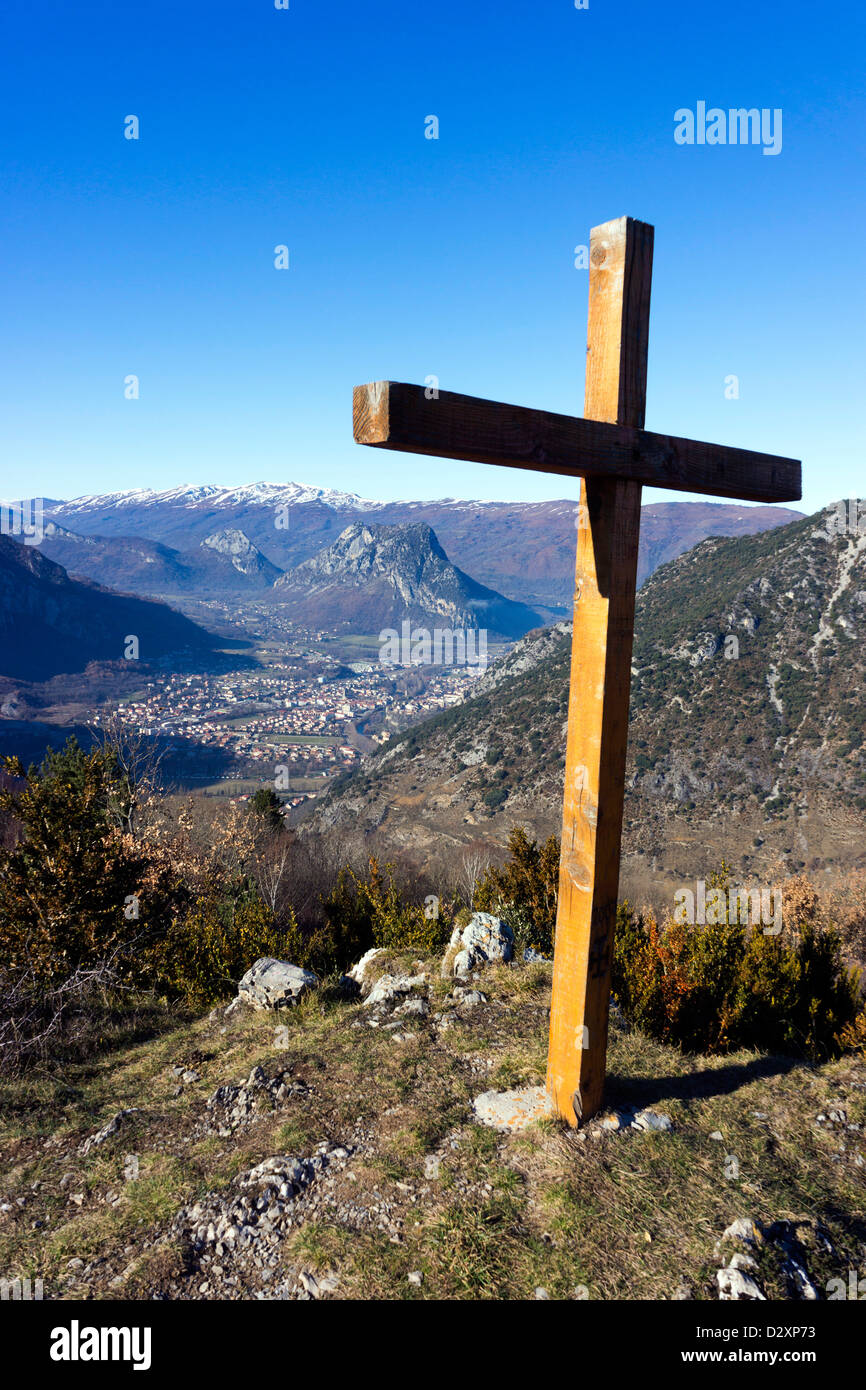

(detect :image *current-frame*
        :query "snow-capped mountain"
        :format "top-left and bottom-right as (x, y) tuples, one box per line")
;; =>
(45, 485), (804, 611)
(53, 481), (383, 515)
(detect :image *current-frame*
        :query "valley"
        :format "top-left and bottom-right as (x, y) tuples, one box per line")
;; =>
(0, 483), (815, 835)
(95, 630), (491, 807)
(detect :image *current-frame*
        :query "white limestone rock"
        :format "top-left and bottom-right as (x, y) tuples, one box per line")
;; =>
(236, 957), (318, 1010)
(347, 947), (386, 991)
(717, 1265), (766, 1300)
(363, 972), (427, 1008)
(441, 912), (514, 978)
(472, 1085), (553, 1131)
(631, 1108), (673, 1133)
(78, 1109), (140, 1158)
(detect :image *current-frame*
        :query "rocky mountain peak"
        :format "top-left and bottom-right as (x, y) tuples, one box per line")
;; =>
(200, 529), (281, 578)
(274, 521), (541, 639)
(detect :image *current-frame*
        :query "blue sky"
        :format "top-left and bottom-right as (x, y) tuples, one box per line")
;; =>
(1, 0), (863, 512)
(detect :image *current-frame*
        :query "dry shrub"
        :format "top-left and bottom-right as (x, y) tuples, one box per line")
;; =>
(612, 867), (861, 1060)
(0, 958), (126, 1071)
(820, 869), (866, 971)
(836, 1010), (866, 1058)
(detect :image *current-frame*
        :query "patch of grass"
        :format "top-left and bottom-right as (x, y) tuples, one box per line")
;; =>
(125, 1154), (196, 1225)
(288, 1219), (356, 1271)
(428, 1192), (536, 1299)
(490, 1057), (540, 1089)
(275, 1114), (320, 1155)
(464, 1123), (499, 1160)
(399, 1098), (465, 1156)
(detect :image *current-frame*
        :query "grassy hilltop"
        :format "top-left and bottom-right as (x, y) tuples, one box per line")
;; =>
(1, 948), (864, 1302)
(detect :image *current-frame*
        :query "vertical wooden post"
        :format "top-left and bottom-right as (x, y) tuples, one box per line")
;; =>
(546, 216), (654, 1125)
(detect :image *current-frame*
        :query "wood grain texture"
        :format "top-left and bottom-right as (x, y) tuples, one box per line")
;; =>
(546, 217), (651, 1126)
(352, 381), (801, 504)
(585, 216), (653, 429)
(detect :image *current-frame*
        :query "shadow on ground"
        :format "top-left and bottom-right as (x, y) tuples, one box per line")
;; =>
(605, 1052), (805, 1110)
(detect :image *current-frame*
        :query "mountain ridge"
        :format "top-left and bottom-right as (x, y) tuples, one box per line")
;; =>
(38, 521), (282, 596)
(0, 534), (234, 682)
(272, 521), (542, 639)
(45, 485), (804, 609)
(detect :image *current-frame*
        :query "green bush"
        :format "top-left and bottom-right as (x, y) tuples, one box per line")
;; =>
(249, 787), (284, 833)
(321, 857), (449, 967)
(146, 890), (303, 1009)
(482, 787), (508, 810)
(474, 828), (560, 956)
(0, 739), (157, 987)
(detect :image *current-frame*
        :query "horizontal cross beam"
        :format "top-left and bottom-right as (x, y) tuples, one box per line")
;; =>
(353, 380), (801, 504)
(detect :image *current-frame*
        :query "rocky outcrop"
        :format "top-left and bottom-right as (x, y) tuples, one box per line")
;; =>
(78, 1109), (140, 1158)
(346, 947), (386, 992)
(273, 522), (542, 640)
(200, 529), (282, 584)
(441, 913), (514, 978)
(363, 972), (427, 1009)
(236, 958), (318, 1010)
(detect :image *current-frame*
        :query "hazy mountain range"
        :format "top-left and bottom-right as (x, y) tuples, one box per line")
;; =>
(0, 534), (228, 682)
(0, 482), (807, 689)
(36, 516), (542, 639)
(38, 522), (282, 596)
(44, 483), (804, 610)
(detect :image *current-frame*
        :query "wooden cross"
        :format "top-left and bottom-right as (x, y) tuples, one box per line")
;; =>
(352, 215), (801, 1125)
